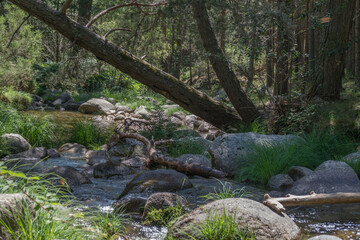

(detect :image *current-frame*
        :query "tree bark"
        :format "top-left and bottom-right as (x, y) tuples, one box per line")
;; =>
(355, 0), (360, 87)
(263, 192), (360, 214)
(9, 0), (242, 130)
(309, 0), (355, 100)
(192, 1), (260, 123)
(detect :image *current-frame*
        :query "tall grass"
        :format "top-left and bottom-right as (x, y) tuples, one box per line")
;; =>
(69, 120), (109, 149)
(235, 129), (358, 185)
(0, 87), (32, 110)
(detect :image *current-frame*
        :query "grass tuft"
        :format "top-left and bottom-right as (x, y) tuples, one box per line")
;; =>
(200, 180), (250, 201)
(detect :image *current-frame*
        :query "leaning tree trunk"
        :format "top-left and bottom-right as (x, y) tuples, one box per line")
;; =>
(8, 0), (242, 130)
(192, 1), (260, 123)
(309, 0), (355, 100)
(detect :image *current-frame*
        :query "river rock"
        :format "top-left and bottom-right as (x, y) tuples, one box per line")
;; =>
(85, 150), (107, 166)
(268, 174), (294, 190)
(143, 192), (187, 219)
(78, 98), (115, 114)
(286, 160), (360, 195)
(93, 162), (134, 178)
(168, 198), (300, 240)
(1, 134), (31, 154)
(115, 103), (133, 113)
(52, 92), (72, 106)
(209, 133), (304, 175)
(113, 196), (148, 214)
(343, 151), (360, 163)
(43, 166), (92, 187)
(177, 154), (211, 168)
(118, 169), (193, 199)
(3, 147), (47, 161)
(58, 143), (87, 156)
(287, 166), (313, 181)
(47, 148), (60, 158)
(134, 106), (150, 118)
(63, 99), (81, 111)
(308, 236), (342, 240)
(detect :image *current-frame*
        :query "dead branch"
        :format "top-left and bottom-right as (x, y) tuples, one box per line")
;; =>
(60, 0), (73, 14)
(86, 1), (166, 28)
(7, 15), (30, 48)
(113, 128), (227, 178)
(104, 28), (131, 39)
(263, 192), (360, 214)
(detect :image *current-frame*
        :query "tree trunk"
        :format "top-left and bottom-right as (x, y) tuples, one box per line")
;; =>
(263, 192), (360, 214)
(309, 0), (355, 100)
(266, 26), (274, 88)
(9, 0), (242, 130)
(192, 1), (260, 123)
(355, 0), (360, 87)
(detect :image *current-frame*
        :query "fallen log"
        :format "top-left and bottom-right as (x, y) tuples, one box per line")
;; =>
(113, 127), (227, 179)
(263, 192), (360, 214)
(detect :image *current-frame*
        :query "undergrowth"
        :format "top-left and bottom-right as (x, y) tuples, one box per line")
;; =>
(200, 180), (250, 202)
(0, 87), (32, 110)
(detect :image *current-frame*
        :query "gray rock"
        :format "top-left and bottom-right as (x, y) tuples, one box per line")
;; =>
(172, 111), (186, 120)
(107, 98), (116, 105)
(118, 169), (193, 199)
(52, 92), (72, 106)
(168, 198), (300, 240)
(169, 116), (183, 126)
(143, 192), (187, 219)
(85, 150), (107, 166)
(63, 99), (81, 111)
(184, 115), (201, 128)
(268, 174), (294, 190)
(58, 143), (87, 156)
(209, 133), (304, 175)
(47, 148), (60, 158)
(3, 147), (47, 161)
(113, 196), (147, 214)
(287, 166), (313, 181)
(134, 106), (150, 118)
(1, 134), (31, 154)
(115, 103), (133, 113)
(343, 151), (360, 163)
(43, 166), (91, 187)
(78, 98), (115, 114)
(287, 160), (360, 195)
(107, 139), (146, 163)
(308, 235), (342, 240)
(93, 162), (134, 178)
(177, 154), (211, 168)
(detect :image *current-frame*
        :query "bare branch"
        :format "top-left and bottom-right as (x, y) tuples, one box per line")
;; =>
(7, 14), (30, 48)
(60, 0), (73, 14)
(104, 28), (131, 39)
(86, 1), (166, 28)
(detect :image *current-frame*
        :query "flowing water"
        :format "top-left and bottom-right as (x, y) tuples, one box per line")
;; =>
(18, 110), (360, 239)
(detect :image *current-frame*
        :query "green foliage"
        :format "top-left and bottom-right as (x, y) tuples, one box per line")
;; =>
(200, 180), (250, 202)
(167, 140), (207, 158)
(187, 208), (255, 240)
(33, 61), (60, 92)
(141, 108), (177, 140)
(144, 205), (185, 227)
(345, 160), (360, 177)
(230, 119), (266, 134)
(0, 87), (32, 110)
(91, 211), (128, 239)
(0, 3), (42, 91)
(0, 103), (56, 148)
(69, 120), (109, 149)
(235, 129), (357, 184)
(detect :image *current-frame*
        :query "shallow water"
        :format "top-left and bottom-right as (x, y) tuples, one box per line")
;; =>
(17, 110), (360, 239)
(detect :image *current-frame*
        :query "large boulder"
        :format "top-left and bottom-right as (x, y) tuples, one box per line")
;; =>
(168, 198), (300, 240)
(43, 166), (92, 188)
(1, 134), (31, 154)
(3, 147), (47, 161)
(63, 99), (81, 111)
(93, 162), (134, 178)
(78, 98), (115, 114)
(209, 133), (304, 175)
(268, 174), (294, 191)
(118, 169), (193, 199)
(286, 160), (360, 195)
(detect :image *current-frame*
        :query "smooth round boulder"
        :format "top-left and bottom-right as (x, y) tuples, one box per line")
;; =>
(287, 166), (313, 181)
(209, 133), (304, 175)
(268, 174), (294, 190)
(287, 160), (360, 195)
(143, 192), (187, 219)
(118, 169), (193, 199)
(78, 98), (115, 114)
(168, 198), (300, 240)
(1, 134), (31, 154)
(43, 166), (92, 187)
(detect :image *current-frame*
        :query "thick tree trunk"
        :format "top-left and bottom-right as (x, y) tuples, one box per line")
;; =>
(263, 192), (360, 214)
(309, 0), (355, 100)
(9, 0), (242, 130)
(355, 0), (360, 87)
(192, 1), (260, 123)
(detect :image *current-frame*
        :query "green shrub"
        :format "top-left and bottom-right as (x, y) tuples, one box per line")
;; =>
(69, 120), (109, 149)
(167, 140), (207, 158)
(187, 208), (255, 240)
(235, 129), (357, 185)
(0, 87), (32, 110)
(144, 205), (185, 227)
